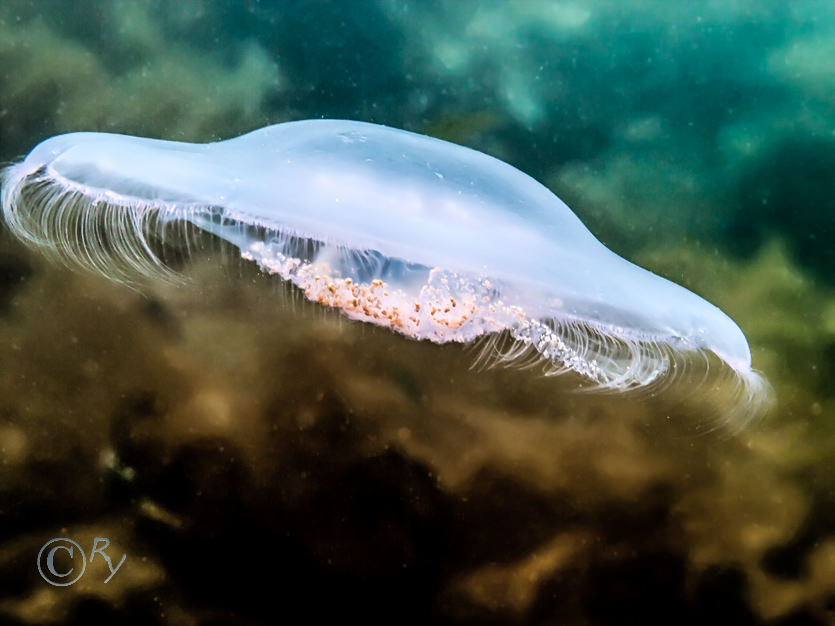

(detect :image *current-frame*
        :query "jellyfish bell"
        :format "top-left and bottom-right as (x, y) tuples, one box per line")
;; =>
(1, 119), (772, 424)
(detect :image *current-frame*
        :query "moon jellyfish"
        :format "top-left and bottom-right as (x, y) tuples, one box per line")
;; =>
(1, 119), (771, 423)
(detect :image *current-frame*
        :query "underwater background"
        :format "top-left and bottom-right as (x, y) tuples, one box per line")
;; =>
(0, 1), (832, 624)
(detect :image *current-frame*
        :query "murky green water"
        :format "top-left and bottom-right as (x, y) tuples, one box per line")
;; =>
(0, 2), (832, 624)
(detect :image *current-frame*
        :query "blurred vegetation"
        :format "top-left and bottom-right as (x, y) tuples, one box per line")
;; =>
(0, 1), (832, 624)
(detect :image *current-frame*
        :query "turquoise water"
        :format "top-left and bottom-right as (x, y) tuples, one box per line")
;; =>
(0, 2), (832, 624)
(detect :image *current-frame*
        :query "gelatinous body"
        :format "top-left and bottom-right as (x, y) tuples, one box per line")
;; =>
(1, 120), (771, 420)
